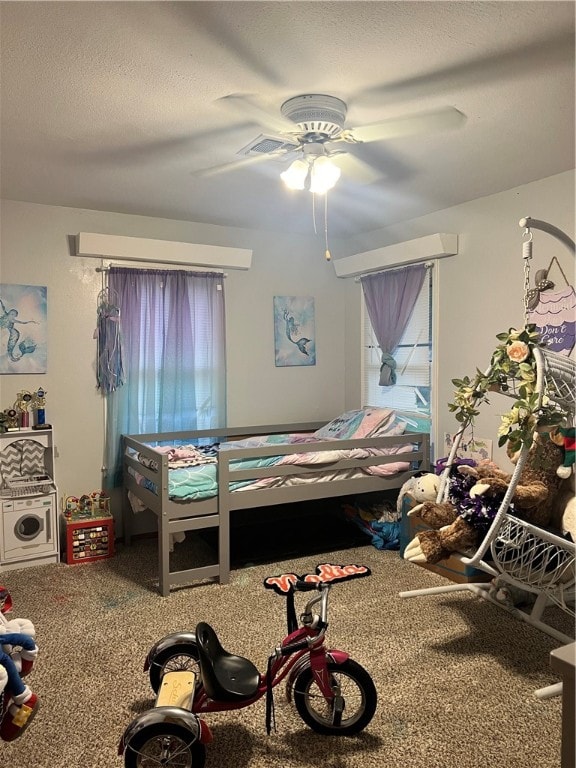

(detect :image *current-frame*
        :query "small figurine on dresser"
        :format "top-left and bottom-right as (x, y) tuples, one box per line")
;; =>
(32, 387), (51, 429)
(0, 408), (20, 432)
(14, 391), (33, 429)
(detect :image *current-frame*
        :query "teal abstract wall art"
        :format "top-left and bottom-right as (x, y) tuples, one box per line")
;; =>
(0, 283), (48, 374)
(273, 296), (316, 367)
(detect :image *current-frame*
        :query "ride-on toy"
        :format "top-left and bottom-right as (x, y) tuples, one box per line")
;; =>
(119, 563), (377, 767)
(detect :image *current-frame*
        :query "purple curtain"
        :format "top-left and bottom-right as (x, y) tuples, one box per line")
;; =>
(104, 267), (226, 485)
(361, 264), (427, 385)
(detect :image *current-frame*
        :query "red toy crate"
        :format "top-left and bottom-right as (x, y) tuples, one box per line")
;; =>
(64, 516), (115, 564)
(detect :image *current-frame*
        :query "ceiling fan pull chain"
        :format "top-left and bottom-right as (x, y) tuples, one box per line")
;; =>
(312, 192), (319, 235)
(324, 193), (332, 261)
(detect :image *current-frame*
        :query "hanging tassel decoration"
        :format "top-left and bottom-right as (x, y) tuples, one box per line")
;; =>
(96, 289), (125, 394)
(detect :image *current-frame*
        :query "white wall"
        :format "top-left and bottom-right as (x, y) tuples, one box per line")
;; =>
(0, 200), (347, 529)
(342, 170), (575, 464)
(1, 170), (574, 533)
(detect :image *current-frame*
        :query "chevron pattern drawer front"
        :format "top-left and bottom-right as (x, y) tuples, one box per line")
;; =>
(0, 439), (45, 482)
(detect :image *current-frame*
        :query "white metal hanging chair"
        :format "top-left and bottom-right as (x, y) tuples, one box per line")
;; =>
(400, 216), (575, 697)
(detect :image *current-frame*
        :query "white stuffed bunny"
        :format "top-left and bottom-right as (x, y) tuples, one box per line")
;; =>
(396, 472), (439, 516)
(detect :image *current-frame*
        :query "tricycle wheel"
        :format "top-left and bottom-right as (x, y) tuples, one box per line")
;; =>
(149, 643), (200, 694)
(294, 659), (377, 735)
(124, 722), (206, 768)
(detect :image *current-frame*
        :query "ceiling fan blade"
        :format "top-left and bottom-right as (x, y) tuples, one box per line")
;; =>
(217, 94), (298, 136)
(355, 31), (574, 107)
(350, 107), (466, 144)
(330, 152), (383, 185)
(191, 152), (275, 178)
(61, 123), (259, 165)
(168, 4), (285, 87)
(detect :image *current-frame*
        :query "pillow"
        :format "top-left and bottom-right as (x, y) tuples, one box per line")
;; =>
(313, 408), (396, 441)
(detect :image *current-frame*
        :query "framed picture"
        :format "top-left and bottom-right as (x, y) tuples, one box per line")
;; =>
(0, 284), (48, 374)
(273, 296), (316, 367)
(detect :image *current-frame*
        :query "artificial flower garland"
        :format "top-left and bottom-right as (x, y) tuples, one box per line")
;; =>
(448, 324), (564, 452)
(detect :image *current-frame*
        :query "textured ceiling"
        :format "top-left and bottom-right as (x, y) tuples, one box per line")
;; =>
(1, 1), (574, 237)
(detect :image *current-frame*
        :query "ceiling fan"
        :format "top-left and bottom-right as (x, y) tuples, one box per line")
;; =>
(193, 93), (466, 190)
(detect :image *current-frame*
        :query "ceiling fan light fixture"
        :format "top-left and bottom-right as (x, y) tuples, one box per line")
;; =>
(309, 156), (341, 194)
(280, 158), (310, 190)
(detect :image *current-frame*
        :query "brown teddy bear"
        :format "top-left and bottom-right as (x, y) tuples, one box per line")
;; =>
(404, 431), (566, 565)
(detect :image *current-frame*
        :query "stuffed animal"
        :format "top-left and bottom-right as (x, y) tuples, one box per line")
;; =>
(0, 632), (39, 741)
(0, 588), (36, 676)
(560, 495), (576, 542)
(551, 472), (576, 541)
(0, 586), (39, 741)
(486, 575), (537, 609)
(396, 472), (440, 516)
(556, 426), (575, 479)
(0, 617), (37, 677)
(404, 431), (566, 565)
(0, 664), (7, 697)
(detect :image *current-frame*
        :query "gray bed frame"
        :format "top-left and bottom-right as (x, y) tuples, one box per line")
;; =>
(123, 422), (430, 595)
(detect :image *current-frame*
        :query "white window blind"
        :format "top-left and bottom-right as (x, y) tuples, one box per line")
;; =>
(361, 268), (432, 413)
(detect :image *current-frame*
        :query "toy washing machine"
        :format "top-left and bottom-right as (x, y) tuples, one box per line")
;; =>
(1, 492), (59, 569)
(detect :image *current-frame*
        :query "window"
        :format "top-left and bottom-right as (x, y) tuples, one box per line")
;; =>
(362, 267), (433, 414)
(104, 267), (226, 484)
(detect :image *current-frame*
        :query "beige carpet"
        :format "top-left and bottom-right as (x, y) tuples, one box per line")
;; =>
(1, 536), (573, 768)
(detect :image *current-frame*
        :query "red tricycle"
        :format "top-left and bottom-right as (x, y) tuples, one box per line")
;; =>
(118, 563), (377, 767)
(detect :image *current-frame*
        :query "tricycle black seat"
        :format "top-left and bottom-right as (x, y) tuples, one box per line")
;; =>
(196, 622), (260, 701)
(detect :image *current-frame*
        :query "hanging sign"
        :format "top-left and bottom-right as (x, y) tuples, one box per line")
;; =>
(528, 285), (576, 356)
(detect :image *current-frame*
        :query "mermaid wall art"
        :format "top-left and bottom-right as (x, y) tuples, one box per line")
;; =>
(273, 296), (316, 367)
(0, 284), (47, 374)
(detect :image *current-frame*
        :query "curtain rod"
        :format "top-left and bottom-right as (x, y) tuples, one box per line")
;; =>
(354, 261), (434, 282)
(95, 265), (227, 276)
